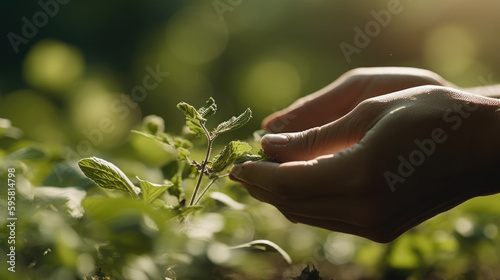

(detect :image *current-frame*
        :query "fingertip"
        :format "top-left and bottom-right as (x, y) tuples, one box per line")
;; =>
(229, 164), (244, 180)
(261, 113), (281, 133)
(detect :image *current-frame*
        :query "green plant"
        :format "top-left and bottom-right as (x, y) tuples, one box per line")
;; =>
(76, 97), (291, 278)
(78, 97), (265, 211)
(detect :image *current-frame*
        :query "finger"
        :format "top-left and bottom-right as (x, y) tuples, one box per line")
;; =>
(236, 177), (399, 243)
(262, 76), (357, 133)
(230, 150), (366, 198)
(263, 67), (451, 134)
(261, 99), (386, 162)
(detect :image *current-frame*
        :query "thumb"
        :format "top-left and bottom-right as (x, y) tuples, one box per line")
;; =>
(261, 123), (358, 162)
(261, 97), (387, 162)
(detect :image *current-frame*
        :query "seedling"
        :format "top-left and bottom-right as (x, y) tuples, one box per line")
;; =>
(76, 98), (292, 277)
(79, 97), (266, 210)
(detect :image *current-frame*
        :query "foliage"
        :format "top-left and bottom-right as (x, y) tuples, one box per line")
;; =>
(3, 1), (500, 279)
(69, 98), (287, 278)
(2, 95), (500, 279)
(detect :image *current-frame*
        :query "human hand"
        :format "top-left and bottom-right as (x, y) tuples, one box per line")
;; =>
(231, 86), (500, 243)
(263, 67), (452, 133)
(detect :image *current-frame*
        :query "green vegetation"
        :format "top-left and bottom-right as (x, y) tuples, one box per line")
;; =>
(2, 0), (500, 279)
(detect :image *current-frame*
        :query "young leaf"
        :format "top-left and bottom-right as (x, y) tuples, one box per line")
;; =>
(132, 130), (193, 160)
(142, 114), (165, 135)
(177, 102), (206, 137)
(132, 130), (174, 146)
(230, 239), (292, 265)
(137, 177), (173, 204)
(210, 141), (252, 173)
(233, 153), (263, 164)
(212, 108), (252, 136)
(198, 97), (217, 118)
(234, 148), (274, 164)
(168, 174), (185, 200)
(177, 102), (206, 123)
(186, 119), (205, 137)
(78, 157), (141, 196)
(177, 147), (190, 160)
(6, 146), (47, 161)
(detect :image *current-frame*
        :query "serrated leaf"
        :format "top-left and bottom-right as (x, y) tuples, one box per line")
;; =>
(78, 157), (141, 196)
(233, 153), (263, 164)
(210, 141), (252, 173)
(230, 239), (292, 265)
(213, 108), (252, 136)
(137, 177), (173, 204)
(186, 119), (205, 137)
(233, 148), (274, 164)
(177, 102), (206, 122)
(198, 97), (217, 118)
(177, 102), (207, 137)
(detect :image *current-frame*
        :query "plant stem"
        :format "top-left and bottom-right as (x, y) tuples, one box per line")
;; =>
(193, 178), (217, 205)
(188, 123), (213, 206)
(193, 174), (229, 205)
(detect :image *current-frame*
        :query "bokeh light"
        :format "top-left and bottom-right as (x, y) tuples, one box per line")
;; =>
(23, 40), (84, 94)
(165, 8), (228, 65)
(240, 60), (301, 115)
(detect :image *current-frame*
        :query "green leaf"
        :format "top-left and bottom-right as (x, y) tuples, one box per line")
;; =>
(213, 108), (252, 136)
(177, 147), (190, 160)
(78, 157), (141, 196)
(177, 102), (207, 137)
(137, 177), (173, 204)
(177, 102), (206, 123)
(198, 97), (217, 118)
(173, 205), (204, 217)
(172, 136), (193, 149)
(230, 239), (292, 265)
(0, 118), (23, 139)
(186, 119), (205, 137)
(168, 174), (185, 200)
(234, 148), (274, 164)
(210, 141), (252, 173)
(131, 130), (174, 146)
(6, 146), (47, 161)
(142, 114), (165, 135)
(209, 192), (245, 210)
(234, 153), (263, 164)
(133, 130), (193, 160)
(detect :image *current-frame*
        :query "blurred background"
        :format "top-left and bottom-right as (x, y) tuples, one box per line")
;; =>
(2, 0), (500, 279)
(2, 0), (500, 148)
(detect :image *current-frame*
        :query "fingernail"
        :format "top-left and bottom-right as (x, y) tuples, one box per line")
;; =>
(230, 164), (243, 178)
(263, 134), (289, 146)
